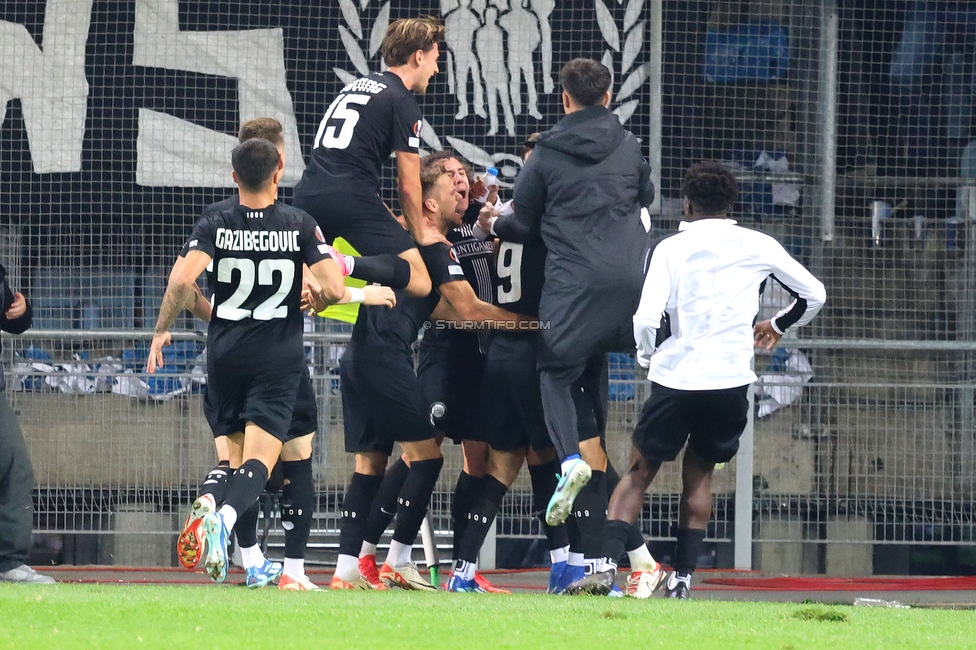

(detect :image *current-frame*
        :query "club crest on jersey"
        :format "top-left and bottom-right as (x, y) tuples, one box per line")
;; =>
(449, 248), (459, 263)
(314, 226), (325, 243)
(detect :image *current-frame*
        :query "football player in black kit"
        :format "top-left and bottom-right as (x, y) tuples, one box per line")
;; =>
(355, 152), (509, 593)
(292, 16), (446, 298)
(331, 164), (535, 591)
(149, 138), (396, 589)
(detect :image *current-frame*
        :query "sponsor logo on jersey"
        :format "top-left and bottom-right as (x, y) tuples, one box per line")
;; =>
(448, 264), (464, 276)
(215, 227), (301, 252)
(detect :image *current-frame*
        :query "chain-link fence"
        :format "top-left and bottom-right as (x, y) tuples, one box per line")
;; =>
(4, 0), (976, 574)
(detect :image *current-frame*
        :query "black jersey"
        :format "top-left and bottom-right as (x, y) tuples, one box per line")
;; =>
(494, 238), (546, 321)
(180, 195), (241, 295)
(351, 242), (466, 357)
(419, 222), (496, 354)
(298, 71), (422, 195)
(186, 202), (332, 370)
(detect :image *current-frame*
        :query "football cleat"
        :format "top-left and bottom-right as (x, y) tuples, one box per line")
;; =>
(547, 561), (568, 594)
(200, 511), (230, 583)
(379, 562), (437, 591)
(474, 572), (510, 594)
(359, 554), (387, 590)
(176, 493), (215, 569)
(663, 571), (691, 599)
(446, 575), (485, 593)
(280, 573), (320, 591)
(329, 574), (368, 590)
(625, 564), (666, 599)
(551, 563), (585, 594)
(245, 558), (283, 589)
(563, 569), (615, 596)
(545, 458), (592, 526)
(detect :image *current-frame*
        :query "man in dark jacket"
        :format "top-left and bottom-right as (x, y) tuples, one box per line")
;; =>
(508, 58), (654, 529)
(0, 263), (53, 583)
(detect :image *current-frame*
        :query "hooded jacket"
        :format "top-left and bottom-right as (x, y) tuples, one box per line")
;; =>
(508, 104), (653, 364)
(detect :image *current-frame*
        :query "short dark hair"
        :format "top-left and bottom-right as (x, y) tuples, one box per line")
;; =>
(681, 161), (739, 215)
(232, 138), (280, 192)
(381, 17), (444, 67)
(559, 58), (611, 107)
(420, 164), (450, 201)
(238, 117), (284, 148)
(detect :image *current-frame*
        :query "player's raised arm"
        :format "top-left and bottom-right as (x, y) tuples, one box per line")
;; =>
(149, 248), (212, 372)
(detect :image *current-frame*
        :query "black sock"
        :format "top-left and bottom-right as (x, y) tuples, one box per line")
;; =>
(200, 461), (231, 503)
(222, 459), (269, 520)
(455, 475), (507, 564)
(674, 528), (707, 575)
(391, 457), (444, 546)
(573, 470), (608, 560)
(349, 254), (411, 290)
(282, 459), (314, 560)
(567, 513), (583, 555)
(235, 501), (260, 548)
(364, 458), (409, 546)
(451, 471), (482, 561)
(603, 460), (646, 553)
(338, 473), (384, 556)
(600, 519), (633, 564)
(529, 460), (569, 550)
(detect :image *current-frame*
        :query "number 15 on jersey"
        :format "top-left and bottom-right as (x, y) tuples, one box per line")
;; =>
(313, 93), (371, 151)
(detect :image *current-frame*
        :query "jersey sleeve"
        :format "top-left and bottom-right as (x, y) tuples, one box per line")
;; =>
(186, 215), (218, 259)
(299, 214), (334, 267)
(420, 243), (467, 289)
(390, 94), (422, 154)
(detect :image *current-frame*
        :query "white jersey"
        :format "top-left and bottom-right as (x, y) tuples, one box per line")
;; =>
(634, 218), (826, 391)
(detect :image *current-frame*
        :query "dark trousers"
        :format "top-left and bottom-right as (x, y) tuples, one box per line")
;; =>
(0, 393), (35, 572)
(540, 354), (608, 460)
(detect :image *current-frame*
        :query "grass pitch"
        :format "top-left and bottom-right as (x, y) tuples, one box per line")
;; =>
(1, 583), (973, 649)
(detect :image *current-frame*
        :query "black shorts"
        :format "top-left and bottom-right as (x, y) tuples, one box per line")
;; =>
(339, 345), (435, 456)
(475, 334), (552, 453)
(292, 189), (414, 255)
(632, 383), (750, 464)
(417, 336), (487, 443)
(288, 366), (318, 438)
(204, 366), (317, 440)
(204, 366), (302, 443)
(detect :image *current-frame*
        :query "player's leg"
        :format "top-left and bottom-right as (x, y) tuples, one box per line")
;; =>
(539, 361), (592, 526)
(664, 385), (748, 600)
(447, 446), (525, 593)
(526, 446), (571, 593)
(274, 433), (317, 591)
(333, 451), (388, 590)
(359, 455), (408, 587)
(379, 437), (443, 591)
(202, 423), (283, 583)
(604, 460), (664, 597)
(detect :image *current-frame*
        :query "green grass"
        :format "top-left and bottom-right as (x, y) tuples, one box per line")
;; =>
(0, 584), (973, 649)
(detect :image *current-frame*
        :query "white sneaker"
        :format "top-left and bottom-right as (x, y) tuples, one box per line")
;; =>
(545, 458), (592, 526)
(379, 562), (436, 591)
(0, 564), (55, 584)
(625, 563), (666, 599)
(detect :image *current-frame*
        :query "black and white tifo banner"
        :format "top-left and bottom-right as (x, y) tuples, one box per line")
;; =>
(0, 1), (650, 221)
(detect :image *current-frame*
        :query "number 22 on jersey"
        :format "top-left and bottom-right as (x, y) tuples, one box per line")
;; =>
(216, 258), (295, 321)
(312, 93), (371, 151)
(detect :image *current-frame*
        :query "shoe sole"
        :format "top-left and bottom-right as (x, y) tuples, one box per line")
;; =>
(544, 463), (592, 526)
(381, 574), (436, 591)
(176, 519), (203, 569)
(563, 578), (612, 596)
(201, 515), (227, 583)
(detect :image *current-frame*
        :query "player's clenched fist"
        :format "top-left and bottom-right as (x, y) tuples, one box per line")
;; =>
(362, 286), (396, 308)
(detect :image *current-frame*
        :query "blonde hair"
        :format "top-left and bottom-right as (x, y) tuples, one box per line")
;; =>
(381, 16), (444, 67)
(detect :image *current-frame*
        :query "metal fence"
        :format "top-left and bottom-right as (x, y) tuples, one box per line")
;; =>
(5, 1), (976, 574)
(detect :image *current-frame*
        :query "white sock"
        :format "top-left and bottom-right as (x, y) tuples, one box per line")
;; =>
(283, 558), (304, 578)
(550, 546), (569, 565)
(386, 540), (412, 568)
(560, 455), (583, 476)
(627, 544), (658, 572)
(335, 554), (359, 582)
(217, 505), (238, 533)
(453, 560), (476, 581)
(359, 541), (377, 558)
(568, 551), (584, 567)
(239, 544), (265, 570)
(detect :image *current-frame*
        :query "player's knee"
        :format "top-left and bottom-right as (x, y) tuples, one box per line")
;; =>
(681, 486), (713, 519)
